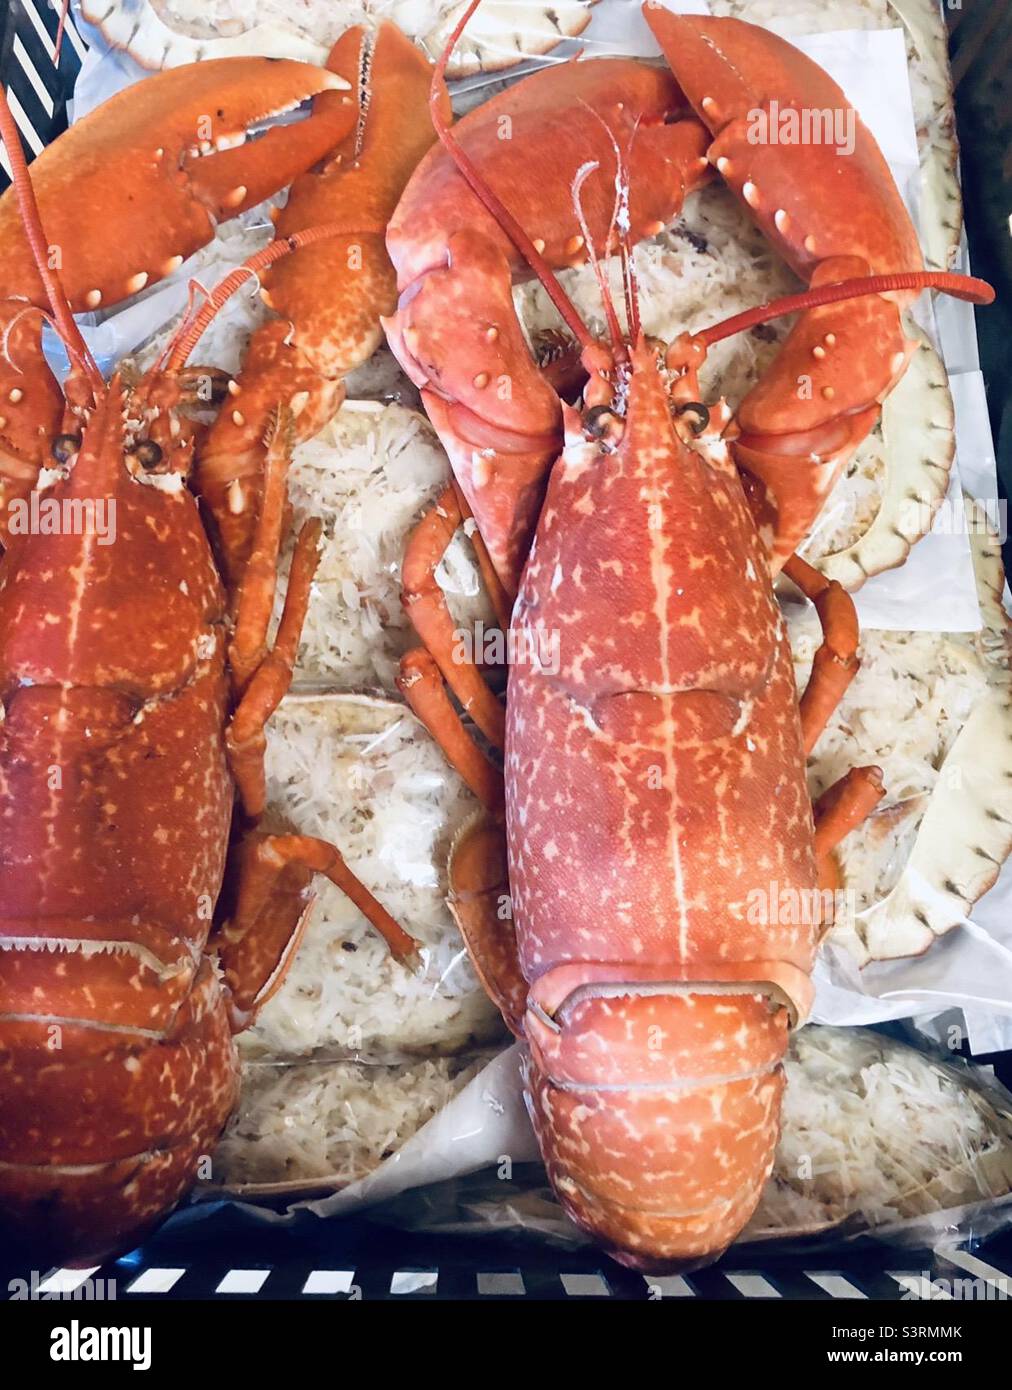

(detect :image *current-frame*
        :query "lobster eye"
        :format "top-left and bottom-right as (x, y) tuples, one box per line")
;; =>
(583, 403), (618, 438)
(52, 432), (82, 463)
(128, 439), (164, 470)
(674, 401), (710, 436)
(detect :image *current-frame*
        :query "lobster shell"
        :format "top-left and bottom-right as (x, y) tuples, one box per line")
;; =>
(503, 346), (817, 1268)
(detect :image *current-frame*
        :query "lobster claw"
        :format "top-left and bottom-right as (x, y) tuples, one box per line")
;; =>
(0, 58), (358, 314)
(734, 255), (919, 565)
(195, 22), (450, 585)
(644, 4), (925, 569)
(0, 56), (359, 533)
(384, 227), (563, 592)
(643, 7), (922, 282)
(181, 83), (357, 224)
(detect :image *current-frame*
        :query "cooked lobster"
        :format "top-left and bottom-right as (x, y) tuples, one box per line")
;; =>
(0, 40), (425, 1264)
(386, 2), (993, 1269)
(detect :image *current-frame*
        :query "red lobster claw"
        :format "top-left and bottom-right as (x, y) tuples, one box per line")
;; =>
(645, 5), (924, 569)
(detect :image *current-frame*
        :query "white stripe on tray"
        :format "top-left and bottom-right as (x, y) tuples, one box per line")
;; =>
(13, 34), (55, 118)
(725, 1272), (781, 1298)
(4, 86), (44, 155)
(125, 1267), (187, 1295)
(214, 1268), (271, 1295)
(18, 0), (56, 62)
(805, 1272), (868, 1300)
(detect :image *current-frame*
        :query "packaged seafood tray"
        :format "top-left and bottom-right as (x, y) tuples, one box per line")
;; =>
(0, 0), (1011, 1329)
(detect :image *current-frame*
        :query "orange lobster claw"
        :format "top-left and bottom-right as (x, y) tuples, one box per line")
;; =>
(195, 23), (449, 582)
(0, 57), (358, 526)
(0, 59), (357, 314)
(644, 4), (925, 569)
(385, 57), (710, 592)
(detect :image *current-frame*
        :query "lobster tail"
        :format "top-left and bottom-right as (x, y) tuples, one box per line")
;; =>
(0, 961), (238, 1265)
(525, 989), (788, 1270)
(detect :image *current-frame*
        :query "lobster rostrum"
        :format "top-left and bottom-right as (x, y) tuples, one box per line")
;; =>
(386, 4), (993, 1269)
(0, 85), (418, 1265)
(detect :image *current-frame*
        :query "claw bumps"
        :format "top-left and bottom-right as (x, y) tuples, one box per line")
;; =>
(0, 58), (355, 311)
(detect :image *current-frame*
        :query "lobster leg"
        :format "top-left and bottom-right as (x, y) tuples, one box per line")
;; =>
(450, 478), (513, 635)
(813, 765), (885, 899)
(228, 409), (300, 694)
(398, 648), (504, 814)
(783, 552), (860, 754)
(401, 482), (506, 750)
(227, 519), (320, 820)
(196, 23), (447, 583)
(782, 548), (873, 898)
(222, 402), (319, 815)
(447, 815), (526, 1036)
(814, 767), (885, 855)
(218, 829), (419, 1031)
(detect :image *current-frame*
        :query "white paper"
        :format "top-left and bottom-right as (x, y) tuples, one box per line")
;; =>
(238, 1046), (541, 1219)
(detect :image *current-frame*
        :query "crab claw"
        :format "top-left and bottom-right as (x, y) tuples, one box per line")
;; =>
(0, 57), (357, 315)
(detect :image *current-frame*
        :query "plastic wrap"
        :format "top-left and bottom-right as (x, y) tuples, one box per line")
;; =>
(350, 1029), (1012, 1259)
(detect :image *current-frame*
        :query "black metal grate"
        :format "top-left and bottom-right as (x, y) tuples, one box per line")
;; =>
(3, 1207), (1011, 1301)
(4, 1229), (1011, 1301)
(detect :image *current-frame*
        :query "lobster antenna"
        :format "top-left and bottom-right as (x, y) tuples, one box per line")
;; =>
(571, 161), (624, 352)
(429, 0), (594, 352)
(615, 121), (642, 345)
(576, 101), (645, 349)
(149, 277), (215, 377)
(698, 271), (995, 346)
(0, 83), (103, 394)
(163, 222), (360, 371)
(55, 0), (70, 65)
